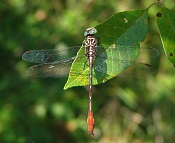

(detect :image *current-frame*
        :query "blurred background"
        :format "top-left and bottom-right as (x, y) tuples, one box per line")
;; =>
(0, 0), (175, 142)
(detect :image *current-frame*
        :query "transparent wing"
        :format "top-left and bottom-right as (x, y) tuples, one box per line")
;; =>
(22, 46), (159, 64)
(27, 61), (73, 78)
(94, 46), (159, 75)
(23, 46), (159, 78)
(22, 46), (81, 63)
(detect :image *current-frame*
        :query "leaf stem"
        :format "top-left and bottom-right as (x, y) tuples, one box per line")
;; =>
(148, 0), (163, 9)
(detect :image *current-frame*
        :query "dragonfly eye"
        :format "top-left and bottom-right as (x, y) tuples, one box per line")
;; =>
(84, 31), (88, 37)
(84, 28), (97, 37)
(89, 30), (94, 34)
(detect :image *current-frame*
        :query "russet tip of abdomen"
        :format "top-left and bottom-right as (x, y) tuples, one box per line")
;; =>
(87, 111), (95, 136)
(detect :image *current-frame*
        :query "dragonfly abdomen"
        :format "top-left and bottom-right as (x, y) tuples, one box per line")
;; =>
(87, 111), (95, 135)
(83, 27), (98, 135)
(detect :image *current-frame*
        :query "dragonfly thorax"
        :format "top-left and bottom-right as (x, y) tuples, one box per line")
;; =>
(83, 28), (98, 59)
(84, 36), (98, 60)
(84, 36), (98, 48)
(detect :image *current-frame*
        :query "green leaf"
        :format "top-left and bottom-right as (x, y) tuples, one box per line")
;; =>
(156, 6), (175, 65)
(64, 8), (149, 89)
(95, 9), (148, 46)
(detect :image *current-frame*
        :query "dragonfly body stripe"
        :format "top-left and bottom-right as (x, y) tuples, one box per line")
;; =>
(83, 27), (98, 136)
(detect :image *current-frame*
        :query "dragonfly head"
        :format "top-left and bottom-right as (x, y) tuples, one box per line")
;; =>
(84, 28), (97, 37)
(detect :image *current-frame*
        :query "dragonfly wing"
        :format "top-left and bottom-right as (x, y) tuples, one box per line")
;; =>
(27, 61), (73, 78)
(22, 47), (81, 63)
(26, 59), (91, 78)
(22, 47), (89, 78)
(94, 46), (139, 76)
(135, 47), (159, 61)
(94, 46), (159, 75)
(95, 46), (159, 60)
(23, 45), (159, 78)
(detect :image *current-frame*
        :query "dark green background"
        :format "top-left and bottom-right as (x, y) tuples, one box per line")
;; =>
(0, 0), (175, 142)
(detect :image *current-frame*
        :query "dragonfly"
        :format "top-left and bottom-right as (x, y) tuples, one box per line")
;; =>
(22, 27), (159, 135)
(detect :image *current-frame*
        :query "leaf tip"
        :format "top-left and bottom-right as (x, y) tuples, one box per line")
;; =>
(63, 83), (69, 90)
(63, 86), (67, 90)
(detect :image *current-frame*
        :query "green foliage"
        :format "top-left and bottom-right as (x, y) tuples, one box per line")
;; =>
(66, 2), (175, 89)
(95, 9), (149, 46)
(65, 8), (149, 89)
(1, 0), (175, 143)
(156, 6), (175, 65)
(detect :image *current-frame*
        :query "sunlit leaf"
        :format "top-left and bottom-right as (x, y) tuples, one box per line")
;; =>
(64, 8), (150, 89)
(156, 6), (175, 66)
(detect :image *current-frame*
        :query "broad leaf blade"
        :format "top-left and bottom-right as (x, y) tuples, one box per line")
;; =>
(64, 8), (149, 89)
(95, 9), (149, 46)
(156, 6), (175, 65)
